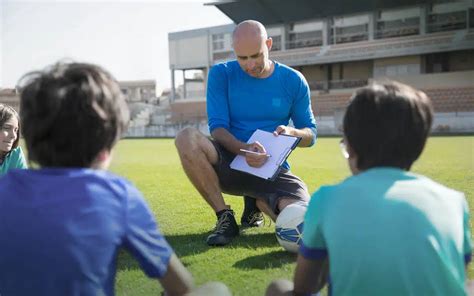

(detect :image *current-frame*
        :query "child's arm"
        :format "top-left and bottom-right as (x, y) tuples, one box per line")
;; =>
(159, 253), (194, 296)
(293, 255), (328, 295)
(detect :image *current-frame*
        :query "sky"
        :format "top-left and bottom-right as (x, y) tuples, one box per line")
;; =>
(0, 0), (232, 90)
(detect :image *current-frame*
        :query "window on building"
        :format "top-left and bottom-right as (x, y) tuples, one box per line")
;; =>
(427, 10), (467, 33)
(287, 20), (323, 49)
(331, 14), (369, 44)
(425, 53), (449, 73)
(271, 35), (282, 51)
(212, 51), (234, 62)
(376, 17), (420, 39)
(333, 24), (368, 44)
(212, 33), (225, 51)
(376, 6), (420, 39)
(425, 50), (474, 73)
(212, 33), (223, 41)
(288, 31), (323, 49)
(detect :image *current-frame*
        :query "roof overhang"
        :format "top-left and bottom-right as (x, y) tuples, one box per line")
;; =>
(206, 0), (446, 25)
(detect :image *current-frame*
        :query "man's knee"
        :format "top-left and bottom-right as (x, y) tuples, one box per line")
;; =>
(278, 198), (307, 213)
(175, 127), (200, 153)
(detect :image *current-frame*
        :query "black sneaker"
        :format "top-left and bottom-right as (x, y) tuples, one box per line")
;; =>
(241, 210), (264, 228)
(206, 209), (239, 246)
(241, 196), (264, 228)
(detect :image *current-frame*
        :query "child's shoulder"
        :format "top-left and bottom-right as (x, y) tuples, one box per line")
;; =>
(82, 169), (139, 194)
(6, 146), (23, 158)
(13, 168), (140, 198)
(410, 172), (466, 201)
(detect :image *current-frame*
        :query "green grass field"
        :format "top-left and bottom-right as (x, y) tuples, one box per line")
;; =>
(110, 136), (474, 296)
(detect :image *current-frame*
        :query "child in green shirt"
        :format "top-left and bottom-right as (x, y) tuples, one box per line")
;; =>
(0, 103), (27, 176)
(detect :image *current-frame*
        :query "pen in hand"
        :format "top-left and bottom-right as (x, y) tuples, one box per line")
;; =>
(239, 149), (271, 158)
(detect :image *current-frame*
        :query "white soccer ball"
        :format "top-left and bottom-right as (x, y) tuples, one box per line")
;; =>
(275, 202), (307, 253)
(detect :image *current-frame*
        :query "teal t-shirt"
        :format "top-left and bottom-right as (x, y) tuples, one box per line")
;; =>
(301, 167), (472, 296)
(0, 147), (28, 176)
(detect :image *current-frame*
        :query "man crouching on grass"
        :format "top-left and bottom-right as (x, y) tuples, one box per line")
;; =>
(266, 81), (472, 296)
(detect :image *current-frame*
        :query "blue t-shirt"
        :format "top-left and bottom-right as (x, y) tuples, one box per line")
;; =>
(301, 168), (472, 296)
(206, 60), (317, 145)
(0, 168), (173, 296)
(0, 147), (27, 176)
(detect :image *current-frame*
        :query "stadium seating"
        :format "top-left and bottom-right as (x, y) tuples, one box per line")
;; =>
(311, 93), (351, 117)
(324, 31), (456, 58)
(169, 100), (207, 124)
(269, 30), (463, 67)
(166, 87), (473, 124)
(424, 87), (474, 113)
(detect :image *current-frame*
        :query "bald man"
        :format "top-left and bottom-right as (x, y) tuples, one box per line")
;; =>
(175, 20), (317, 246)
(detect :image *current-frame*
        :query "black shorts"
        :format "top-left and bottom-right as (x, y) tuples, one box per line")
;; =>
(211, 140), (310, 213)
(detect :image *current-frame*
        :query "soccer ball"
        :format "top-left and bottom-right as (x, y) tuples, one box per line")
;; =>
(275, 202), (307, 253)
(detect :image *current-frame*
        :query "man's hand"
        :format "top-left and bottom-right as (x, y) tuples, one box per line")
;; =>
(273, 125), (295, 136)
(273, 125), (315, 147)
(244, 141), (269, 168)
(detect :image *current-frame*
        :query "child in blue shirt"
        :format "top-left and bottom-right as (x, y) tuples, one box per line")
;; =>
(0, 103), (27, 176)
(0, 62), (230, 296)
(266, 81), (472, 296)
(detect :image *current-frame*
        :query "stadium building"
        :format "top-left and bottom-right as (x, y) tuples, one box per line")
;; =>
(0, 88), (20, 111)
(167, 0), (474, 135)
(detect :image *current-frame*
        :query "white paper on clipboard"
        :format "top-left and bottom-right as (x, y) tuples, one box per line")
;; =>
(230, 129), (300, 180)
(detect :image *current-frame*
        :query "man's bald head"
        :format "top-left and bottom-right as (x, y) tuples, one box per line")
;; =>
(232, 20), (268, 44)
(232, 20), (273, 78)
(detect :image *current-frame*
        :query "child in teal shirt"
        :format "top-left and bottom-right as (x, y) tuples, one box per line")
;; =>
(267, 82), (471, 296)
(0, 104), (27, 176)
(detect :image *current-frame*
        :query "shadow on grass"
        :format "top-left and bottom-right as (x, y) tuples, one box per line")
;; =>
(233, 250), (296, 270)
(117, 231), (283, 271)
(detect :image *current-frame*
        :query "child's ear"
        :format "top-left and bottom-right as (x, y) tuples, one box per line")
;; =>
(96, 150), (110, 162)
(346, 143), (357, 159)
(345, 142), (360, 175)
(92, 149), (112, 169)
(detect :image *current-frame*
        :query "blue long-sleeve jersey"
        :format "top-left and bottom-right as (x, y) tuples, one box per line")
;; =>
(207, 60), (317, 146)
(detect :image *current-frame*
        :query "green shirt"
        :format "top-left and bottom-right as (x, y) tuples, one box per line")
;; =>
(302, 167), (471, 296)
(0, 147), (28, 176)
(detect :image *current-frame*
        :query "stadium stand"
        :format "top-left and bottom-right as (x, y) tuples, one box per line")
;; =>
(160, 0), (474, 136)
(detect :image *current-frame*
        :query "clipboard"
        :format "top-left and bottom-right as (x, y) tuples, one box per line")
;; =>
(230, 129), (301, 181)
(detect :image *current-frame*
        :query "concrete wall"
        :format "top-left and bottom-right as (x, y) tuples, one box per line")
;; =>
(380, 70), (474, 89)
(124, 111), (474, 137)
(169, 35), (209, 69)
(379, 6), (420, 21)
(125, 122), (209, 138)
(374, 55), (421, 67)
(301, 65), (327, 81)
(327, 111), (474, 135)
(343, 60), (373, 79)
(432, 112), (474, 133)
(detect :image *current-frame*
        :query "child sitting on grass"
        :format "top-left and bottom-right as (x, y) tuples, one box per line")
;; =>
(0, 62), (230, 296)
(0, 103), (27, 176)
(267, 81), (472, 296)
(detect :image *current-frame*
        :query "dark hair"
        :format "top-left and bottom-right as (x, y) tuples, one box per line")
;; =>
(0, 103), (21, 153)
(343, 81), (433, 171)
(18, 62), (129, 167)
